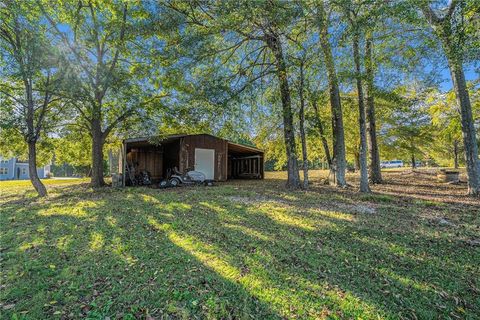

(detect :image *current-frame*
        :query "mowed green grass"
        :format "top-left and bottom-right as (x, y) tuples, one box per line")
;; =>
(1, 171), (479, 319)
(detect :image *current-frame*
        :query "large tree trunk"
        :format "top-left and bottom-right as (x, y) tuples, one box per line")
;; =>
(312, 100), (332, 166)
(364, 35), (382, 184)
(24, 79), (47, 197)
(411, 153), (416, 169)
(419, 4), (480, 195)
(91, 118), (106, 187)
(267, 34), (301, 189)
(353, 32), (371, 193)
(28, 141), (47, 197)
(316, 2), (347, 187)
(453, 139), (459, 169)
(298, 62), (308, 189)
(448, 59), (480, 195)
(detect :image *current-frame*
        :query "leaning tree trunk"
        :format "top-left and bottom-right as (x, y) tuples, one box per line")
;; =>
(312, 100), (332, 166)
(25, 80), (47, 197)
(316, 2), (347, 187)
(267, 34), (301, 189)
(365, 35), (382, 184)
(27, 140), (47, 197)
(448, 58), (480, 195)
(90, 118), (106, 187)
(299, 62), (309, 189)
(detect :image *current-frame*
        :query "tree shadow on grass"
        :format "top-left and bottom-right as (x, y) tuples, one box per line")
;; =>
(1, 189), (281, 319)
(132, 187), (479, 319)
(1, 184), (479, 319)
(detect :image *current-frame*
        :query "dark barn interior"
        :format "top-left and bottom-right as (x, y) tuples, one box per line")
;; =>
(227, 143), (264, 179)
(121, 134), (264, 185)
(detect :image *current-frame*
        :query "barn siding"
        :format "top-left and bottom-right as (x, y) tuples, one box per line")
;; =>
(126, 148), (163, 179)
(182, 134), (228, 181)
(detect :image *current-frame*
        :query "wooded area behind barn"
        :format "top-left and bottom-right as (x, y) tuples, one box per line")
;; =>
(121, 134), (264, 184)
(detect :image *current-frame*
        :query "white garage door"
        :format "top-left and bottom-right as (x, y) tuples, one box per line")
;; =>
(195, 148), (215, 180)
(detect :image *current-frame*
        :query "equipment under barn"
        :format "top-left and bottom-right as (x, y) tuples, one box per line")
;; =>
(119, 134), (264, 186)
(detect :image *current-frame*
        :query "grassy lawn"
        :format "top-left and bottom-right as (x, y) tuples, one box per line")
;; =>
(1, 170), (479, 319)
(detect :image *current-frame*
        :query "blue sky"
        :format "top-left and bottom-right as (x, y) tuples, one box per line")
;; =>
(438, 66), (478, 91)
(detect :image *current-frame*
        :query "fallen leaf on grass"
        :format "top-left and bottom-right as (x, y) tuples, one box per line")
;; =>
(465, 239), (480, 246)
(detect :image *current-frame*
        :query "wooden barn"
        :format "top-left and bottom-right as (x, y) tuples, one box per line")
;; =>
(119, 134), (264, 185)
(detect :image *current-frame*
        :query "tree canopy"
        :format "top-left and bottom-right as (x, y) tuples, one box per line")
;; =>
(0, 0), (479, 195)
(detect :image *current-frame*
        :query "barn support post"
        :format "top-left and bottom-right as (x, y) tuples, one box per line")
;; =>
(224, 140), (228, 181)
(122, 141), (127, 187)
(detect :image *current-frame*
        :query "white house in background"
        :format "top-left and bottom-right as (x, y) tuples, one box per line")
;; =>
(0, 156), (51, 181)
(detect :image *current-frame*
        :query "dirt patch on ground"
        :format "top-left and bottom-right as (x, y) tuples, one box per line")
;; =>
(229, 169), (480, 219)
(228, 194), (377, 215)
(368, 170), (477, 206)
